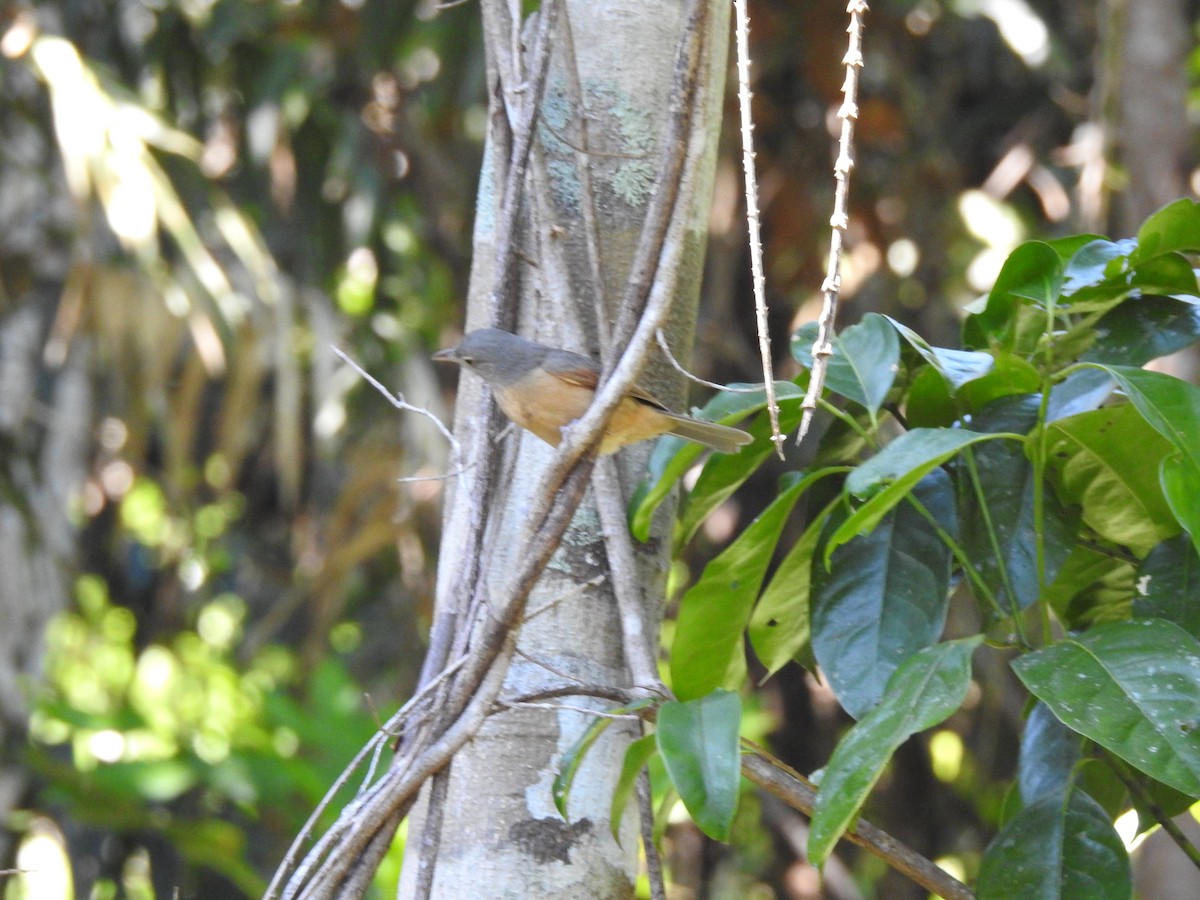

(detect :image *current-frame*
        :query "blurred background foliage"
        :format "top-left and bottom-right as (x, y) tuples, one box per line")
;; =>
(0, 0), (1196, 897)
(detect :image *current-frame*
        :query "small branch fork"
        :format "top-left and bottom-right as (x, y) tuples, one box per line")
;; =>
(797, 0), (867, 445)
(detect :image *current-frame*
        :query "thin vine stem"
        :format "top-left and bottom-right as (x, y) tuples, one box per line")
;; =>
(798, 0), (868, 445)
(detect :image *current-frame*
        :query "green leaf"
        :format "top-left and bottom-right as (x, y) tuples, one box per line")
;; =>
(673, 419), (824, 548)
(996, 241), (1066, 307)
(976, 785), (1131, 900)
(1161, 454), (1200, 560)
(1130, 252), (1199, 296)
(964, 242), (1063, 352)
(1012, 619), (1200, 796)
(904, 365), (958, 428)
(1082, 296), (1200, 367)
(1047, 369), (1115, 422)
(807, 636), (981, 865)
(1131, 198), (1200, 263)
(1061, 239), (1135, 296)
(1089, 364), (1200, 556)
(957, 352), (1041, 411)
(1134, 535), (1200, 640)
(610, 734), (657, 843)
(812, 471), (955, 718)
(885, 315), (995, 390)
(825, 428), (1012, 563)
(656, 690), (742, 841)
(671, 472), (815, 700)
(1045, 404), (1178, 556)
(749, 500), (839, 676)
(792, 314), (900, 418)
(553, 697), (655, 819)
(632, 382), (805, 542)
(1042, 543), (1136, 630)
(958, 396), (1077, 614)
(1019, 702), (1082, 805)
(846, 428), (1005, 499)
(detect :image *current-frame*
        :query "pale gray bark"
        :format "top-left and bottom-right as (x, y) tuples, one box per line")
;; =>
(399, 0), (731, 896)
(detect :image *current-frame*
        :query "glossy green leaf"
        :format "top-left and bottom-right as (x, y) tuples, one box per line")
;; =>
(672, 403), (817, 546)
(631, 382), (805, 542)
(846, 428), (1004, 499)
(1019, 702), (1082, 805)
(1012, 619), (1200, 796)
(1134, 535), (1200, 640)
(1090, 364), (1200, 556)
(1061, 238), (1134, 296)
(791, 314), (901, 418)
(807, 637), (981, 865)
(977, 785), (1131, 900)
(956, 352), (1040, 412)
(825, 428), (1009, 562)
(959, 396), (1077, 614)
(1130, 252), (1200, 296)
(1082, 296), (1200, 367)
(749, 500), (839, 676)
(671, 473), (814, 700)
(1131, 198), (1200, 263)
(656, 690), (741, 841)
(812, 471), (955, 718)
(1095, 365), (1200, 463)
(610, 734), (657, 843)
(1161, 454), (1200, 559)
(1045, 404), (1178, 556)
(996, 241), (1066, 307)
(885, 315), (995, 390)
(1046, 369), (1115, 422)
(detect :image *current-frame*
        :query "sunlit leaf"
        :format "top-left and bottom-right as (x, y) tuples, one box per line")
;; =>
(656, 691), (741, 841)
(1131, 198), (1200, 263)
(886, 316), (995, 391)
(792, 313), (900, 418)
(1012, 619), (1200, 795)
(1045, 404), (1178, 556)
(632, 382), (804, 542)
(671, 473), (816, 700)
(610, 734), (657, 843)
(749, 500), (839, 676)
(808, 637), (980, 865)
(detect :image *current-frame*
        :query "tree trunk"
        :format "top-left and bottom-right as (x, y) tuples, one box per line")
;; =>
(399, 0), (730, 895)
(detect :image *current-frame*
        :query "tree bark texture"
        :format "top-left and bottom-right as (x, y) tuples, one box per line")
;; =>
(401, 0), (730, 896)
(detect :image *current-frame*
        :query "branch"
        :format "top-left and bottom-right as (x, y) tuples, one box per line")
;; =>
(741, 747), (974, 900)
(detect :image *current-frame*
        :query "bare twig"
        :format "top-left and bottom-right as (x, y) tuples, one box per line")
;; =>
(741, 747), (973, 900)
(654, 328), (763, 394)
(332, 346), (461, 454)
(797, 0), (867, 445)
(733, 0), (783, 458)
(594, 459), (668, 696)
(638, 768), (667, 900)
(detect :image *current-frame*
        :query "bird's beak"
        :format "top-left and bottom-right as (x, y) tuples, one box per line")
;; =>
(432, 347), (459, 363)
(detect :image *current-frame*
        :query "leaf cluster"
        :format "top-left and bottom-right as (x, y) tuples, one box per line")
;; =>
(583, 199), (1200, 895)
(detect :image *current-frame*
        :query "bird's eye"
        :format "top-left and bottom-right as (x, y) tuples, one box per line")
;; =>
(460, 355), (474, 365)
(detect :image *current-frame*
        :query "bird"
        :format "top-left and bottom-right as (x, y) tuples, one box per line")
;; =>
(433, 328), (753, 455)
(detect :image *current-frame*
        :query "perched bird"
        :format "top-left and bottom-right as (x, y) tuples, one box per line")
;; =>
(433, 328), (752, 455)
